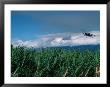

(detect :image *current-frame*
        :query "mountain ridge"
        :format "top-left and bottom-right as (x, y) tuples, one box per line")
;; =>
(39, 44), (100, 51)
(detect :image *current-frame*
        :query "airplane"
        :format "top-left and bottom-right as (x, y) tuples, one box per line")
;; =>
(83, 32), (95, 37)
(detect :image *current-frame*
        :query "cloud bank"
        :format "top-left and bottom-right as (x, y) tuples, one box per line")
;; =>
(12, 31), (100, 48)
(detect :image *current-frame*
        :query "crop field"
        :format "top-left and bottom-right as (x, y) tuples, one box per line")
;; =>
(11, 46), (100, 77)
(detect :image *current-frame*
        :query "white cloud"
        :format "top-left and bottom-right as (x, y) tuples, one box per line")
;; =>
(51, 37), (63, 46)
(12, 31), (100, 48)
(12, 40), (39, 48)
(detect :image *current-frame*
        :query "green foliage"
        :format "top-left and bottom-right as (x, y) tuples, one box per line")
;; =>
(11, 46), (100, 77)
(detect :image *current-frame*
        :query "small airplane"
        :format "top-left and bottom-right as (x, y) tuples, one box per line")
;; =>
(83, 32), (95, 37)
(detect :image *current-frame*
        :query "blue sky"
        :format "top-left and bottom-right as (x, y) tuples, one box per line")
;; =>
(11, 11), (100, 41)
